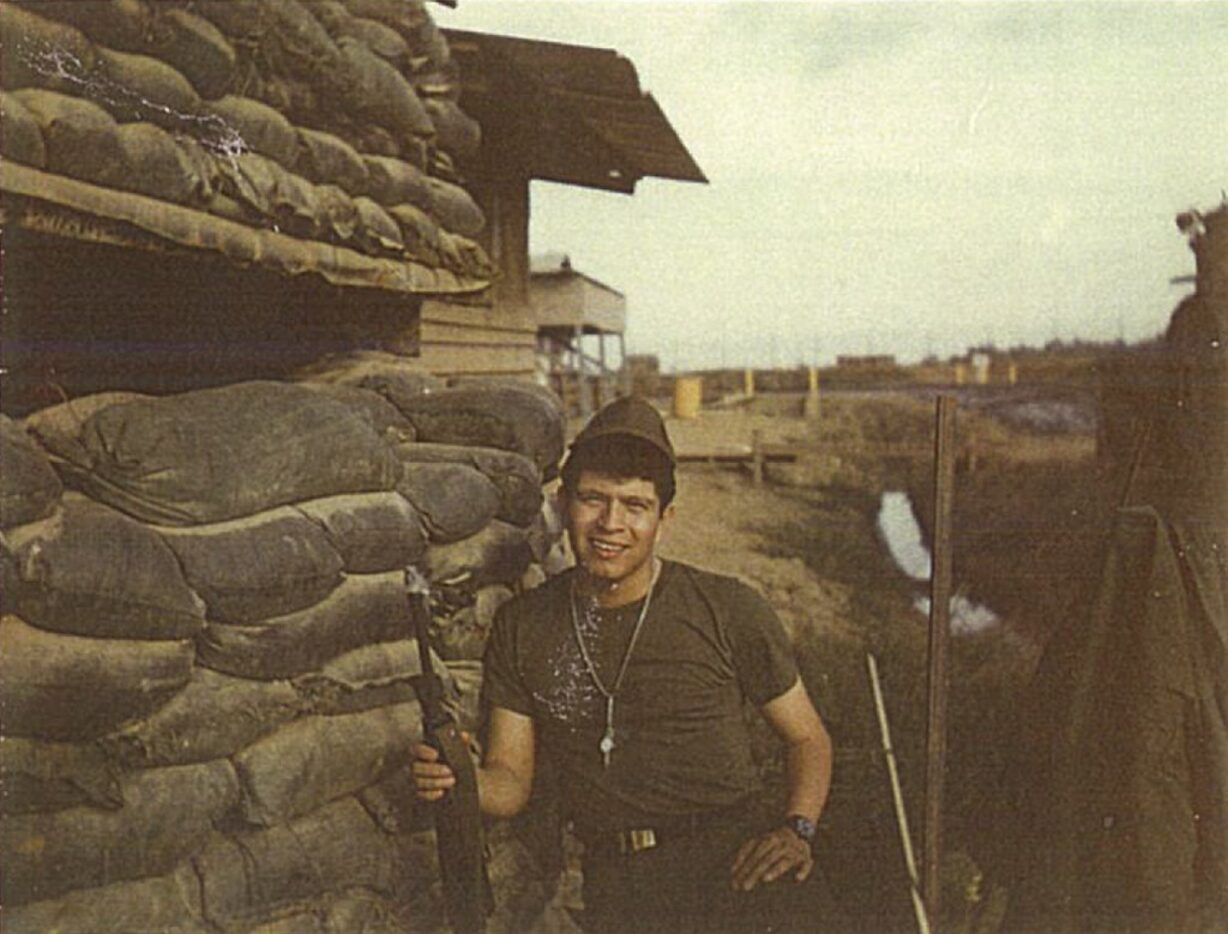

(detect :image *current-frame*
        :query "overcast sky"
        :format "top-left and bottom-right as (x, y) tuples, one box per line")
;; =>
(436, 1), (1227, 370)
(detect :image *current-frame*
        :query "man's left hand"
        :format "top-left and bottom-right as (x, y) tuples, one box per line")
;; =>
(730, 825), (814, 891)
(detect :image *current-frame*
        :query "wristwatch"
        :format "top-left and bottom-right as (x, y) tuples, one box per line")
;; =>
(784, 814), (816, 845)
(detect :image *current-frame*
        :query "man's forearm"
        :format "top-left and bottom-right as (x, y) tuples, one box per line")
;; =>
(730, 725), (831, 891)
(784, 728), (832, 822)
(475, 706), (535, 818)
(475, 760), (532, 818)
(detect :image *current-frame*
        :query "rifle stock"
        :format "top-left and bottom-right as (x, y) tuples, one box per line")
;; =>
(406, 567), (491, 933)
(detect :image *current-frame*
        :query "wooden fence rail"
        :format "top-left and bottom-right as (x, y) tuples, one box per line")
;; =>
(675, 437), (992, 480)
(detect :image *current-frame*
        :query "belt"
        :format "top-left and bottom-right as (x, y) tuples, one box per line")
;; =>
(577, 800), (753, 858)
(612, 827), (662, 856)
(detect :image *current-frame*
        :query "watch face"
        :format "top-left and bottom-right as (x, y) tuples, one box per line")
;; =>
(787, 815), (816, 842)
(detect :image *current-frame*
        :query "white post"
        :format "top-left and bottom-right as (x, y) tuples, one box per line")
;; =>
(868, 653), (932, 934)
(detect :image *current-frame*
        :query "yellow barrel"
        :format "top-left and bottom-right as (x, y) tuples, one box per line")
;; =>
(673, 376), (702, 419)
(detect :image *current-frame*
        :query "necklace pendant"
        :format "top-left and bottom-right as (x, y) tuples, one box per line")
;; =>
(599, 728), (615, 768)
(570, 566), (661, 772)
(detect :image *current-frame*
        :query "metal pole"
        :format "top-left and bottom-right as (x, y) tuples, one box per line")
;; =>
(923, 395), (957, 926)
(867, 653), (932, 934)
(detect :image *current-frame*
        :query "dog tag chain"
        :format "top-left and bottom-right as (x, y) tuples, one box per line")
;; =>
(570, 561), (660, 768)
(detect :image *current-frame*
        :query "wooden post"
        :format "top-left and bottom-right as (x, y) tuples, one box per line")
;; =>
(744, 368), (755, 398)
(598, 332), (608, 408)
(751, 430), (764, 486)
(803, 366), (821, 418)
(471, 174), (529, 310)
(575, 326), (589, 416)
(923, 395), (957, 926)
(618, 333), (629, 396)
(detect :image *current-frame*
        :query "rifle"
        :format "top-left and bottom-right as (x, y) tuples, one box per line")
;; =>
(406, 566), (491, 933)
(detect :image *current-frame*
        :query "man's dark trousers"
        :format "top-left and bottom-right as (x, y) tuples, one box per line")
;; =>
(579, 818), (838, 933)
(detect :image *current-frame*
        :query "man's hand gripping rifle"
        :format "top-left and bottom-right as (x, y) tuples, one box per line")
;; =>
(406, 567), (491, 933)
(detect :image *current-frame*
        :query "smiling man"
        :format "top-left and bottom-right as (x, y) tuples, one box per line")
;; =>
(413, 396), (835, 932)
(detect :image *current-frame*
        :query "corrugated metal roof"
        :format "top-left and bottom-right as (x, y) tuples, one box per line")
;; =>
(442, 29), (707, 194)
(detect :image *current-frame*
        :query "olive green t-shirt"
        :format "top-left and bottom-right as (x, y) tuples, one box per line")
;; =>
(482, 560), (799, 832)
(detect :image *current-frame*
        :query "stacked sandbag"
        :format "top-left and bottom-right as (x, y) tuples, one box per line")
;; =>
(295, 359), (568, 660)
(393, 383), (567, 480)
(2, 376), (565, 929)
(0, 413), (62, 528)
(27, 380), (402, 524)
(298, 367), (569, 931)
(0, 0), (491, 281)
(1, 759), (241, 908)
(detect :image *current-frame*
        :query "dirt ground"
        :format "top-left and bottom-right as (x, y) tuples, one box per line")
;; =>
(662, 468), (854, 647)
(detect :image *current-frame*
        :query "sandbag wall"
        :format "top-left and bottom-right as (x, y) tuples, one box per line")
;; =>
(0, 0), (490, 282)
(0, 378), (565, 932)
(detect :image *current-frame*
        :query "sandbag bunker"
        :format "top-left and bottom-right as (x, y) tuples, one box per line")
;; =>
(0, 0), (491, 284)
(0, 378), (565, 931)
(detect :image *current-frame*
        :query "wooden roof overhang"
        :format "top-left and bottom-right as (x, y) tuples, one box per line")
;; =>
(442, 29), (707, 193)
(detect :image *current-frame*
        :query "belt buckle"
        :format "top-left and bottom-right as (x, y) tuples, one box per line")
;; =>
(618, 828), (657, 855)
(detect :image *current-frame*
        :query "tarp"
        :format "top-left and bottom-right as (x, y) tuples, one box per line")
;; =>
(1009, 506), (1228, 932)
